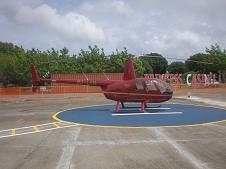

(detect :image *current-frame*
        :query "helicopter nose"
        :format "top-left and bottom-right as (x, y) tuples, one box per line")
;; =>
(153, 79), (173, 95)
(164, 90), (173, 95)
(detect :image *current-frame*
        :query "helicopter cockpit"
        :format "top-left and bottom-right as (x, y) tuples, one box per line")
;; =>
(135, 79), (173, 94)
(151, 79), (173, 94)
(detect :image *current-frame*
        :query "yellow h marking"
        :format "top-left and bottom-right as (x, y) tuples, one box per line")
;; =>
(52, 122), (61, 128)
(33, 126), (40, 132)
(11, 129), (16, 136)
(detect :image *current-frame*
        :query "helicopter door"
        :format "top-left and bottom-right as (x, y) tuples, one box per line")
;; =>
(145, 80), (157, 92)
(153, 79), (166, 93)
(135, 80), (144, 90)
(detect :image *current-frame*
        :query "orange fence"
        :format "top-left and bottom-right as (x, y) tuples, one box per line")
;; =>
(0, 87), (21, 95)
(0, 86), (102, 96)
(0, 71), (226, 96)
(0, 73), (123, 96)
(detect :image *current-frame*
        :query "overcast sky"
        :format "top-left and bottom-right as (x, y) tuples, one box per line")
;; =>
(1, 0), (226, 60)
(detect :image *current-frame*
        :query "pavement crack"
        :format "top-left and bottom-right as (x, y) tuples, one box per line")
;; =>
(56, 127), (81, 169)
(14, 130), (52, 169)
(151, 128), (211, 169)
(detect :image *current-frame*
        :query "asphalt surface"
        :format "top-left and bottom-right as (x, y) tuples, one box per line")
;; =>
(1, 92), (226, 169)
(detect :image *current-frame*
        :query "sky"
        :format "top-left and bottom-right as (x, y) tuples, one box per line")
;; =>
(0, 0), (226, 60)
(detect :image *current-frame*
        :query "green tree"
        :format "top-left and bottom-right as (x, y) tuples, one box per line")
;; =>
(0, 43), (80, 86)
(205, 44), (226, 71)
(0, 42), (27, 86)
(76, 45), (108, 73)
(0, 42), (24, 77)
(205, 44), (226, 82)
(140, 58), (153, 74)
(185, 44), (226, 82)
(140, 53), (168, 74)
(106, 48), (145, 77)
(106, 48), (130, 73)
(167, 61), (187, 74)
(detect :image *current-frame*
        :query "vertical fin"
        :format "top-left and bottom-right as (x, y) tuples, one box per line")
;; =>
(31, 64), (40, 92)
(123, 58), (136, 80)
(31, 64), (40, 82)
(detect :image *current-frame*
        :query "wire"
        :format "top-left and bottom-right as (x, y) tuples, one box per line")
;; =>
(167, 57), (213, 64)
(147, 56), (213, 65)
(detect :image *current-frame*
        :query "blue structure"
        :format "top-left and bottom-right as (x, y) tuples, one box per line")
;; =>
(53, 104), (226, 127)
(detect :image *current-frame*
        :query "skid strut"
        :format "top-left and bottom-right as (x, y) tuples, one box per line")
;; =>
(141, 102), (145, 112)
(121, 102), (125, 109)
(115, 101), (146, 112)
(116, 101), (120, 112)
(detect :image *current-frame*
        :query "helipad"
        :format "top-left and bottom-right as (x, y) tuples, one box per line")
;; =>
(53, 104), (226, 128)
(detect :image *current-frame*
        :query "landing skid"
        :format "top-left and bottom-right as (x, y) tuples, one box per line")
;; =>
(147, 104), (161, 108)
(115, 101), (161, 112)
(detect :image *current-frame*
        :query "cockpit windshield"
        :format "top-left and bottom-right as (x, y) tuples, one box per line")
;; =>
(135, 79), (173, 94)
(153, 79), (173, 94)
(145, 80), (157, 91)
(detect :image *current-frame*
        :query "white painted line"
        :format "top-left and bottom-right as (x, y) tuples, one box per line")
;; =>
(112, 112), (183, 116)
(0, 124), (79, 139)
(145, 107), (171, 110)
(118, 107), (170, 111)
(56, 127), (81, 169)
(0, 121), (64, 133)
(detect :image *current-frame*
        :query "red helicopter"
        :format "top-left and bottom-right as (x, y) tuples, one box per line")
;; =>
(31, 58), (173, 112)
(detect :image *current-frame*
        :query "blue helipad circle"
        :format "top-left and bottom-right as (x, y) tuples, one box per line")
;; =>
(54, 104), (226, 127)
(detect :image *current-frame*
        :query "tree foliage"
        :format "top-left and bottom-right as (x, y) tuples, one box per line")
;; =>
(0, 42), (146, 86)
(186, 44), (226, 74)
(106, 48), (144, 77)
(168, 62), (187, 74)
(1, 41), (226, 86)
(140, 53), (168, 74)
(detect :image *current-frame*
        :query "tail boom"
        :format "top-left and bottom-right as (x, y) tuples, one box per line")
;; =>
(30, 64), (113, 92)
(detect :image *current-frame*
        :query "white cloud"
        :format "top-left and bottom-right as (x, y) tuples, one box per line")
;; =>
(176, 31), (200, 45)
(111, 1), (132, 15)
(1, 1), (105, 43)
(1, 0), (226, 59)
(80, 2), (95, 12)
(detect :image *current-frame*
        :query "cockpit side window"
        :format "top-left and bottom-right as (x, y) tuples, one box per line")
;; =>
(145, 80), (157, 91)
(135, 80), (144, 90)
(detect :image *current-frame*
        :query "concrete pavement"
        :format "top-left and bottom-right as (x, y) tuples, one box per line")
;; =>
(0, 93), (226, 169)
